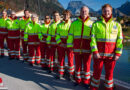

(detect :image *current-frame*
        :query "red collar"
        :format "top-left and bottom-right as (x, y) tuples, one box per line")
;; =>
(23, 16), (29, 20)
(79, 16), (89, 22)
(102, 15), (112, 23)
(9, 16), (17, 20)
(45, 20), (51, 24)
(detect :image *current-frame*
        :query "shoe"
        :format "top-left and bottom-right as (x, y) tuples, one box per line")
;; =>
(29, 63), (34, 66)
(16, 58), (20, 60)
(68, 75), (74, 81)
(35, 63), (40, 65)
(73, 82), (79, 86)
(55, 75), (63, 80)
(9, 57), (14, 60)
(0, 55), (4, 58)
(82, 84), (90, 89)
(42, 67), (48, 70)
(48, 70), (52, 73)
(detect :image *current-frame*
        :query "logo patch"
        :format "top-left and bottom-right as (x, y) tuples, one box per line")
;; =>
(113, 25), (117, 29)
(16, 22), (18, 24)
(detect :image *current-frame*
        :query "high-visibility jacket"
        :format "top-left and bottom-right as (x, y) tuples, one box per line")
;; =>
(90, 16), (123, 58)
(6, 17), (20, 39)
(24, 21), (41, 45)
(38, 22), (51, 43)
(20, 16), (31, 39)
(56, 20), (71, 46)
(46, 20), (61, 45)
(0, 17), (8, 34)
(67, 17), (93, 54)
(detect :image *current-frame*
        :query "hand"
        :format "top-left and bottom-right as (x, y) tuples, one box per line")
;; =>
(114, 55), (120, 61)
(94, 53), (101, 59)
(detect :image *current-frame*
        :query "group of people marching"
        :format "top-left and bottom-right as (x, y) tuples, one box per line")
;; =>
(0, 4), (123, 90)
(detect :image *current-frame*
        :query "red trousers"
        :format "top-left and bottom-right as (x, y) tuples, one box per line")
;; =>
(28, 44), (41, 64)
(40, 42), (50, 68)
(90, 58), (116, 90)
(21, 39), (28, 61)
(49, 45), (57, 71)
(57, 46), (74, 76)
(74, 53), (91, 84)
(0, 34), (8, 56)
(8, 38), (20, 59)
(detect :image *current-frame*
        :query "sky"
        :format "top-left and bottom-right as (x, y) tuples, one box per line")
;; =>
(58, 0), (130, 11)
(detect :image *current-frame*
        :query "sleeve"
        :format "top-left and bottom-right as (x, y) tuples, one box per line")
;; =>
(90, 23), (98, 54)
(67, 23), (74, 48)
(46, 26), (51, 44)
(38, 25), (43, 40)
(115, 24), (123, 56)
(55, 25), (61, 44)
(24, 25), (28, 42)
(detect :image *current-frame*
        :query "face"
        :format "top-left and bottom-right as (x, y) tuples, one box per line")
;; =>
(63, 13), (70, 21)
(11, 14), (16, 18)
(2, 12), (7, 18)
(45, 16), (50, 23)
(24, 10), (30, 18)
(102, 7), (112, 18)
(53, 13), (60, 21)
(31, 17), (37, 22)
(80, 7), (89, 19)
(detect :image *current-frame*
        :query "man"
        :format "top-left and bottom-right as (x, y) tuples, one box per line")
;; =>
(90, 4), (123, 90)
(67, 6), (93, 87)
(6, 11), (21, 60)
(0, 9), (8, 57)
(20, 9), (31, 62)
(38, 15), (51, 69)
(55, 10), (74, 80)
(46, 11), (61, 73)
(24, 14), (41, 66)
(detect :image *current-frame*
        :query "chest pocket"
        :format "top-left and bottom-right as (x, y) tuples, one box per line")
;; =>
(111, 25), (118, 35)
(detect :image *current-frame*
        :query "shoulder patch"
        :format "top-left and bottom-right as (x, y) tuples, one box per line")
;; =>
(113, 25), (117, 29)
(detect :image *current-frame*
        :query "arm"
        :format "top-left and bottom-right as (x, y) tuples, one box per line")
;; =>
(46, 26), (51, 45)
(55, 25), (61, 44)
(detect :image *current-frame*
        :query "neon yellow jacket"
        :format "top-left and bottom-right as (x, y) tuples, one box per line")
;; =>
(20, 17), (31, 31)
(6, 17), (20, 39)
(90, 16), (123, 58)
(38, 22), (51, 42)
(67, 17), (93, 53)
(0, 17), (8, 34)
(24, 21), (41, 43)
(46, 20), (61, 45)
(55, 19), (71, 45)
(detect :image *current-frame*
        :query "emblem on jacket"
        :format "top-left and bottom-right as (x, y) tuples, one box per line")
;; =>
(113, 25), (117, 29)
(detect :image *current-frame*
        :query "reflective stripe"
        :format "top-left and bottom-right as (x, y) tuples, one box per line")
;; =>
(8, 29), (19, 31)
(116, 48), (122, 51)
(55, 33), (60, 35)
(68, 69), (74, 73)
(97, 38), (116, 42)
(91, 34), (95, 37)
(104, 83), (113, 88)
(40, 40), (46, 43)
(75, 71), (80, 74)
(91, 82), (99, 87)
(67, 43), (73, 45)
(0, 31), (8, 34)
(68, 33), (73, 35)
(84, 76), (91, 79)
(91, 46), (97, 49)
(73, 49), (80, 52)
(51, 35), (55, 37)
(59, 66), (64, 68)
(82, 49), (91, 53)
(105, 79), (113, 83)
(8, 36), (20, 39)
(82, 36), (90, 39)
(59, 69), (64, 72)
(0, 82), (4, 86)
(74, 36), (81, 38)
(41, 58), (45, 61)
(0, 26), (6, 28)
(75, 75), (81, 79)
(118, 36), (123, 39)
(21, 29), (24, 31)
(92, 77), (100, 83)
(28, 42), (40, 45)
(51, 42), (56, 45)
(61, 36), (67, 38)
(99, 53), (115, 57)
(35, 59), (40, 61)
(28, 33), (38, 35)
(84, 72), (90, 75)
(68, 66), (74, 69)
(56, 38), (61, 42)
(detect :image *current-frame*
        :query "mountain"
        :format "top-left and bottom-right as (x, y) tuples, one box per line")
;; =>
(0, 0), (64, 18)
(117, 1), (130, 16)
(67, 1), (95, 16)
(97, 8), (126, 17)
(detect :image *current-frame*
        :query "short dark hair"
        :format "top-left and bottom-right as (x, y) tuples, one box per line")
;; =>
(24, 9), (29, 14)
(53, 11), (59, 15)
(63, 10), (72, 16)
(102, 4), (113, 11)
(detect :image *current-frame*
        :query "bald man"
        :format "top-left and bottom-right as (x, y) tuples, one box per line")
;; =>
(67, 6), (94, 88)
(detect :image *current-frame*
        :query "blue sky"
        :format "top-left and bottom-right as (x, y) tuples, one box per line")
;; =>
(58, 0), (130, 11)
